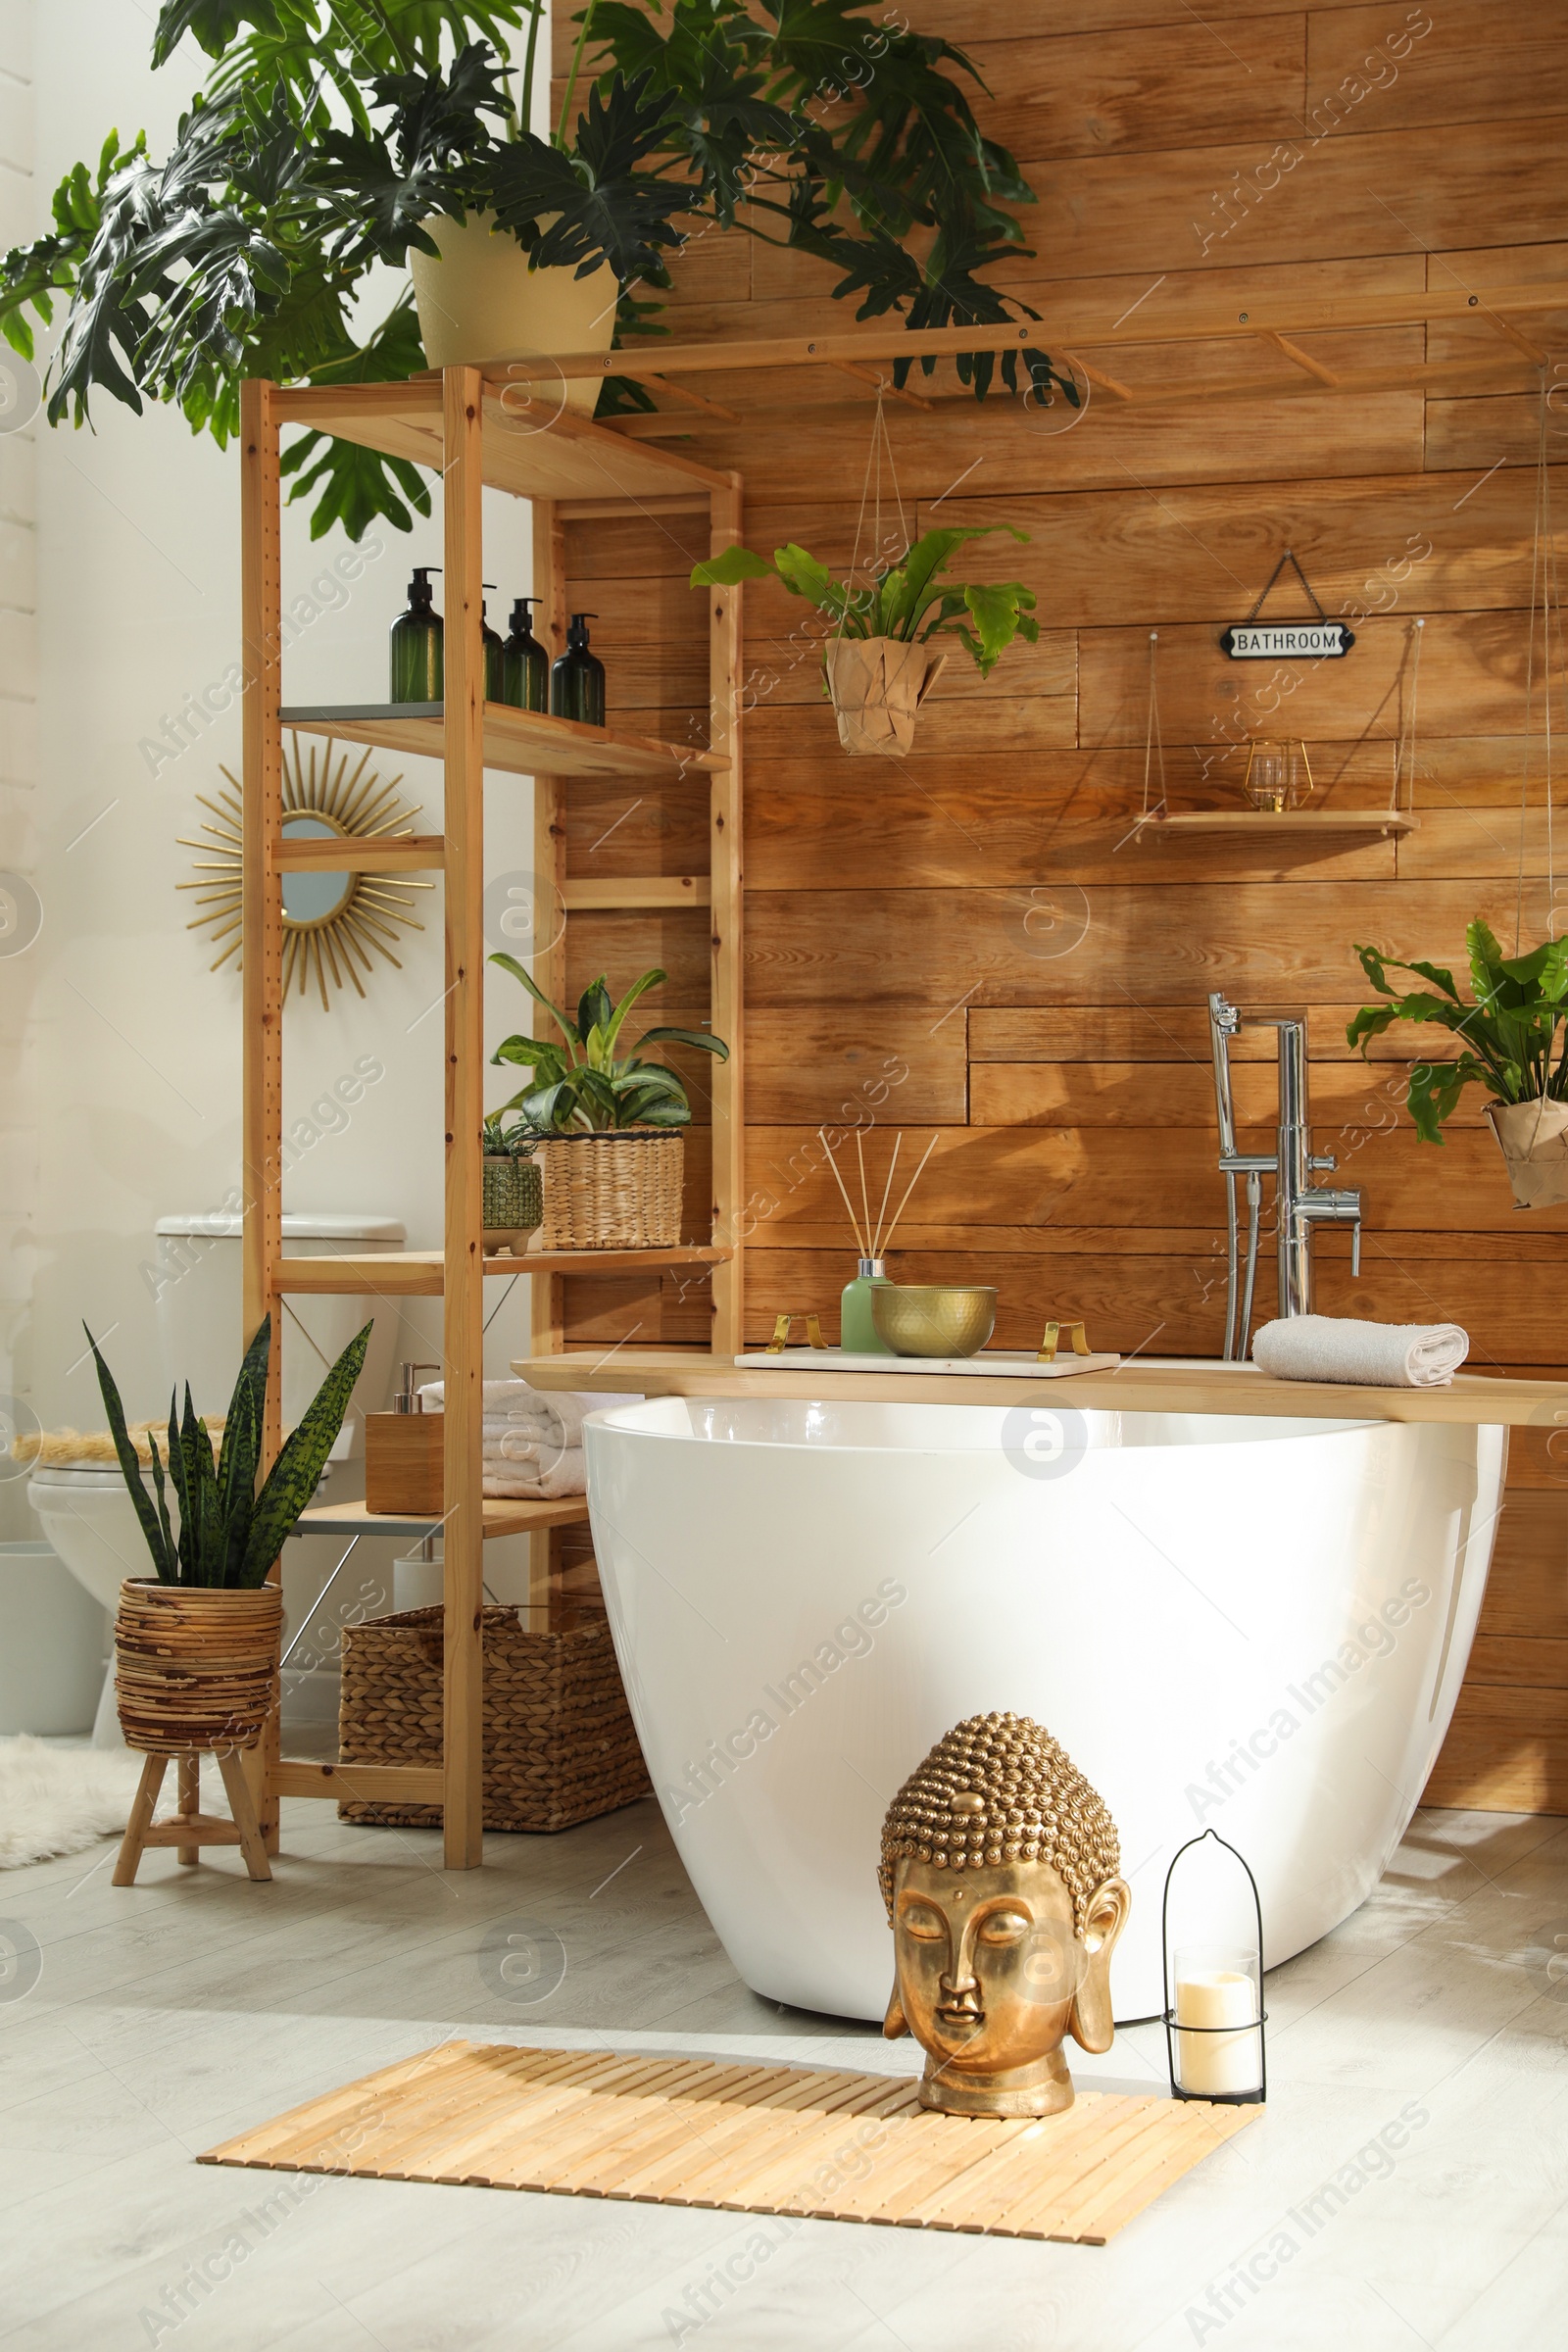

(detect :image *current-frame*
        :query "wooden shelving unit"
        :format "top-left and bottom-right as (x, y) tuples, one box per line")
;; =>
(241, 370), (745, 1869)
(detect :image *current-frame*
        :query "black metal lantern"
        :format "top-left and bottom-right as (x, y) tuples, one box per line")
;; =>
(1160, 1828), (1267, 2105)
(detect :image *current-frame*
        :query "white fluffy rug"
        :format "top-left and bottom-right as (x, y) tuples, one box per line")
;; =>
(0, 1736), (228, 1869)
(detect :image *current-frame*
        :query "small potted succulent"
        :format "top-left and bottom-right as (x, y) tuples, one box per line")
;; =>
(490, 956), (727, 1247)
(481, 1109), (543, 1253)
(1349, 918), (1568, 1206)
(692, 525), (1039, 757)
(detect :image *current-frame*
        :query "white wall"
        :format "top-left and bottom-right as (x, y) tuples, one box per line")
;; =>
(2, 2), (544, 1531)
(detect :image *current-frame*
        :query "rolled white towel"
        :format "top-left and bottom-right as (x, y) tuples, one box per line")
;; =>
(1252, 1315), (1469, 1389)
(482, 1447), (586, 1499)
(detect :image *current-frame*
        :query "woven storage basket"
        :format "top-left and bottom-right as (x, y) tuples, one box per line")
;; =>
(482, 1153), (543, 1249)
(337, 1604), (651, 1833)
(536, 1130), (684, 1250)
(115, 1579), (281, 1753)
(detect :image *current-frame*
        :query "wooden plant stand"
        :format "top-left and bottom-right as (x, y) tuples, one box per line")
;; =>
(114, 1749), (272, 1886)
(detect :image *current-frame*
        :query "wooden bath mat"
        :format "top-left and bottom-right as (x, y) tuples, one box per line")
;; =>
(200, 2041), (1258, 2244)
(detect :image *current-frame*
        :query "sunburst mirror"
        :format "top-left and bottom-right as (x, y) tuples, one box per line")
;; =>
(179, 733), (432, 1007)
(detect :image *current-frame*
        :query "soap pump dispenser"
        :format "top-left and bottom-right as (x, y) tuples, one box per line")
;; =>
(481, 583), (505, 703)
(502, 596), (550, 712)
(390, 565), (443, 703)
(550, 612), (606, 726)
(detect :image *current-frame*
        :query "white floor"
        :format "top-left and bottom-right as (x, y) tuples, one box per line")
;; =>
(0, 1789), (1565, 2351)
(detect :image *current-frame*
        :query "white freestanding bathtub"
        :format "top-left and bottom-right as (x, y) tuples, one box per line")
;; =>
(584, 1395), (1506, 2021)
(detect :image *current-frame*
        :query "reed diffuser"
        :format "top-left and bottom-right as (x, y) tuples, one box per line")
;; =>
(819, 1129), (938, 1354)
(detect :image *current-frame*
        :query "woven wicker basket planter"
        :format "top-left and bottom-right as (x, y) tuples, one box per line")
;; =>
(483, 1152), (543, 1251)
(115, 1579), (281, 1753)
(337, 1605), (651, 1833)
(536, 1130), (684, 1250)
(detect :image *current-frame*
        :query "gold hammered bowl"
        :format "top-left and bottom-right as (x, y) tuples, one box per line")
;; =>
(869, 1284), (998, 1358)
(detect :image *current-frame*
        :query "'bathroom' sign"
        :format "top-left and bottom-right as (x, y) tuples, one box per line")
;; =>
(1220, 620), (1353, 659)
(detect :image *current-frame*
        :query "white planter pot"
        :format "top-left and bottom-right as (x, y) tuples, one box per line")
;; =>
(821, 636), (948, 758)
(409, 212), (617, 414)
(1486, 1095), (1568, 1207)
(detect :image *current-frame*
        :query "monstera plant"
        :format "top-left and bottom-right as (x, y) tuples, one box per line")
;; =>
(0, 0), (1069, 541)
(87, 1310), (369, 1586)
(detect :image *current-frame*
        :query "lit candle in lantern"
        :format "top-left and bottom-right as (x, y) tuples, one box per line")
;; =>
(1174, 1955), (1260, 2097)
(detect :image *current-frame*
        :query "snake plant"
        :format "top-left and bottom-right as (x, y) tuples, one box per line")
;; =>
(86, 1311), (369, 1587)
(1348, 918), (1568, 1143)
(692, 524), (1039, 677)
(490, 957), (727, 1131)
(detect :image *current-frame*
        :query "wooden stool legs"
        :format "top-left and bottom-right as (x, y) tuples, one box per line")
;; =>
(113, 1750), (273, 1886)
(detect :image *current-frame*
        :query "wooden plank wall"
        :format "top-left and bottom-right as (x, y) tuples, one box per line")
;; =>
(555, 0), (1568, 1814)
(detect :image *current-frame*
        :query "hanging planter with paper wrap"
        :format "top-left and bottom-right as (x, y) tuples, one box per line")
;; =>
(1348, 919), (1568, 1207)
(693, 525), (1039, 759)
(488, 959), (727, 1248)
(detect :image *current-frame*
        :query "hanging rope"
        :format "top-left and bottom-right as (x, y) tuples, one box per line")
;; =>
(1518, 369), (1561, 948)
(1140, 629), (1167, 824)
(1392, 616), (1424, 816)
(840, 388), (909, 651)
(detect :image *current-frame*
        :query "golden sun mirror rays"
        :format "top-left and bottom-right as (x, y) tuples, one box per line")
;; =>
(177, 733), (431, 1009)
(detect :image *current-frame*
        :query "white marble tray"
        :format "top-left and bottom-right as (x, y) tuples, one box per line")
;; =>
(734, 1348), (1122, 1377)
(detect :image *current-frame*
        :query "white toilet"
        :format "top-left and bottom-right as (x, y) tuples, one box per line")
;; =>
(26, 1210), (405, 1747)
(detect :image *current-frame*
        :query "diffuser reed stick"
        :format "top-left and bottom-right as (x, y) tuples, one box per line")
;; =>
(871, 1135), (901, 1259)
(855, 1129), (871, 1254)
(819, 1128), (867, 1255)
(877, 1134), (938, 1253)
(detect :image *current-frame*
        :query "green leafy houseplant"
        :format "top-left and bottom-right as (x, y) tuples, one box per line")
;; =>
(692, 524), (1039, 677)
(87, 1310), (369, 1587)
(1348, 919), (1568, 1144)
(490, 957), (727, 1131)
(0, 2), (1068, 541)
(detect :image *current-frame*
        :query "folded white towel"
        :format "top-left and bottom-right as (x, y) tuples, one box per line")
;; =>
(482, 1447), (586, 1499)
(1252, 1315), (1469, 1389)
(421, 1380), (635, 1449)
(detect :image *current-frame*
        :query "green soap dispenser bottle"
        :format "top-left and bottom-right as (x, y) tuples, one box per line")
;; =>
(481, 584), (504, 704)
(502, 597), (549, 711)
(390, 565), (443, 703)
(551, 612), (606, 727)
(840, 1256), (895, 1354)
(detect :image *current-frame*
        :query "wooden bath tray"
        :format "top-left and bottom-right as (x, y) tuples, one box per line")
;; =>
(200, 2041), (1256, 2243)
(737, 1348), (1122, 1377)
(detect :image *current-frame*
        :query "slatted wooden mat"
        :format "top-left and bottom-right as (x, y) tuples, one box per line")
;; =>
(199, 2041), (1259, 2243)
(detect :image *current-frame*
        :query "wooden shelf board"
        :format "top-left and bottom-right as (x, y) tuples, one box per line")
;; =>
(275, 1246), (731, 1295)
(296, 1495), (590, 1539)
(273, 833), (445, 872)
(509, 1350), (1568, 1430)
(278, 702), (721, 784)
(1140, 810), (1419, 841)
(269, 377), (732, 503)
(270, 1759), (444, 1804)
(563, 875), (710, 909)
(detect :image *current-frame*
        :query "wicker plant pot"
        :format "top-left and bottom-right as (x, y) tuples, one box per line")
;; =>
(337, 1605), (650, 1833)
(1486, 1097), (1568, 1208)
(483, 1153), (543, 1253)
(115, 1579), (281, 1753)
(536, 1130), (684, 1250)
(822, 637), (948, 757)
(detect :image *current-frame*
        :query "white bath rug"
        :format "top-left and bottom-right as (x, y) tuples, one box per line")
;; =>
(0, 1736), (229, 1869)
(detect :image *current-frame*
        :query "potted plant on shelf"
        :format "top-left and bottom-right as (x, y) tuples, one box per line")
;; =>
(692, 525), (1039, 756)
(0, 4), (1071, 541)
(490, 956), (727, 1248)
(1348, 919), (1568, 1206)
(482, 1109), (543, 1253)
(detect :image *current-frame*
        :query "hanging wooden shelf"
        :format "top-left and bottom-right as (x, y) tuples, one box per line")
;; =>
(274, 1246), (731, 1296)
(278, 703), (722, 784)
(1138, 809), (1418, 842)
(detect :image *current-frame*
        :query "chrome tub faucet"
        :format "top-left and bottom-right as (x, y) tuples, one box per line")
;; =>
(1208, 992), (1362, 1360)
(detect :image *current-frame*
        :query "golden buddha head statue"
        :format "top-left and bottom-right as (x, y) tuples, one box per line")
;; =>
(879, 1712), (1130, 2118)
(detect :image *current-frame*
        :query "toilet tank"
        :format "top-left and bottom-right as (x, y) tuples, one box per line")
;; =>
(154, 1212), (405, 1457)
